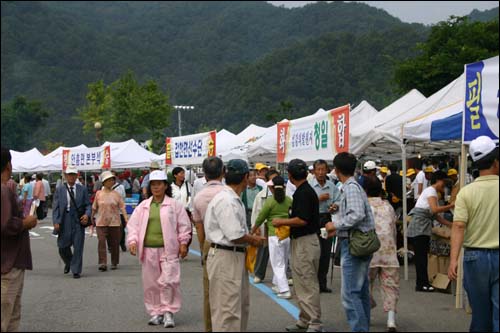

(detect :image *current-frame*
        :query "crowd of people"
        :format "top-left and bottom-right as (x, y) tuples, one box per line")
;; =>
(1, 135), (498, 332)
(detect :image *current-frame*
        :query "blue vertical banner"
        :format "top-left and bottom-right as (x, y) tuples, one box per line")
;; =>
(463, 56), (499, 143)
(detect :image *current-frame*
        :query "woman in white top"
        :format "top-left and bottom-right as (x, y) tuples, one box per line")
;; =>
(171, 167), (192, 215)
(407, 171), (453, 292)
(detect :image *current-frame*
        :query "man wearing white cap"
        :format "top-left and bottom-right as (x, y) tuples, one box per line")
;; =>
(448, 136), (499, 332)
(52, 166), (92, 278)
(357, 161), (378, 188)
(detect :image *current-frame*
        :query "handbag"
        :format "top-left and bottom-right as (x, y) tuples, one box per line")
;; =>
(66, 184), (91, 227)
(349, 229), (380, 257)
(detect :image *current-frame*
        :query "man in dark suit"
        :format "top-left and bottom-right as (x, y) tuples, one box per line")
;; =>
(53, 166), (91, 278)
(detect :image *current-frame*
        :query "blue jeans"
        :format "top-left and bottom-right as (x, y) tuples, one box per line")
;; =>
(463, 248), (499, 332)
(340, 238), (372, 332)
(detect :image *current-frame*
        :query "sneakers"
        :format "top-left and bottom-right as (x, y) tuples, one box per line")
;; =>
(253, 276), (262, 284)
(99, 265), (107, 272)
(148, 314), (163, 326)
(164, 312), (175, 328)
(277, 291), (292, 299)
(111, 264), (118, 270)
(272, 285), (280, 294)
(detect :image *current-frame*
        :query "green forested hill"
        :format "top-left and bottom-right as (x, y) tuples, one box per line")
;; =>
(0, 1), (497, 150)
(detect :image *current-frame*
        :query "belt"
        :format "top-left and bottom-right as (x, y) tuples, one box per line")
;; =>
(211, 243), (246, 253)
(464, 247), (499, 252)
(290, 231), (318, 240)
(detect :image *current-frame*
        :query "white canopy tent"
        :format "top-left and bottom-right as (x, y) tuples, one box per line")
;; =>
(11, 148), (45, 173)
(100, 139), (161, 169)
(350, 89), (426, 159)
(350, 100), (378, 129)
(218, 124), (268, 162)
(216, 129), (237, 154)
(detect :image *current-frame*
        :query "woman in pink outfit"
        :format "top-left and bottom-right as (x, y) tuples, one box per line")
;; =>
(127, 170), (192, 328)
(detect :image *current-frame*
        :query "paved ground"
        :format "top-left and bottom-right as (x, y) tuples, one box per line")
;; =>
(18, 212), (471, 332)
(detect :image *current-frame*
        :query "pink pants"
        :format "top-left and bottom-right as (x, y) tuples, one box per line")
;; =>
(142, 247), (182, 316)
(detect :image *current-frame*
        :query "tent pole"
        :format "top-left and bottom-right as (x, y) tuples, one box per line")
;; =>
(401, 138), (408, 281)
(455, 144), (467, 309)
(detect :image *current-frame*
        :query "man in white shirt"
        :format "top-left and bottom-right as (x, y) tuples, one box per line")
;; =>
(205, 159), (265, 332)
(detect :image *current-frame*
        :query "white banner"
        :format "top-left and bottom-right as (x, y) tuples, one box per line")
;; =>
(63, 146), (111, 171)
(166, 130), (216, 165)
(277, 105), (350, 163)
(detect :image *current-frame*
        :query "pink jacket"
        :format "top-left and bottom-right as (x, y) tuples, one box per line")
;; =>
(127, 196), (192, 262)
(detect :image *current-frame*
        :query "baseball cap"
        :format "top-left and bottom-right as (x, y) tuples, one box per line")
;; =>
(266, 175), (285, 187)
(406, 168), (416, 177)
(149, 170), (167, 181)
(150, 161), (160, 169)
(287, 159), (308, 174)
(227, 159), (249, 175)
(424, 166), (435, 173)
(380, 166), (389, 174)
(100, 170), (115, 183)
(363, 161), (378, 171)
(65, 166), (78, 174)
(308, 165), (314, 171)
(469, 136), (497, 162)
(255, 162), (270, 171)
(447, 168), (458, 176)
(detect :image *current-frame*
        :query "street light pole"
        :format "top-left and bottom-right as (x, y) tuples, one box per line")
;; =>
(173, 105), (194, 136)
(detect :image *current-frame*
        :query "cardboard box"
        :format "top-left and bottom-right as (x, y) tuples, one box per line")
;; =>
(428, 254), (450, 283)
(432, 273), (451, 290)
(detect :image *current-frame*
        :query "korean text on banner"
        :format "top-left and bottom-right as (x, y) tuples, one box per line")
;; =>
(62, 146), (111, 171)
(463, 56), (499, 143)
(166, 130), (216, 165)
(276, 105), (350, 163)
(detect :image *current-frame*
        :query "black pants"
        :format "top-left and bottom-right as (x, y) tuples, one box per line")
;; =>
(318, 213), (333, 289)
(119, 214), (126, 249)
(409, 235), (430, 287)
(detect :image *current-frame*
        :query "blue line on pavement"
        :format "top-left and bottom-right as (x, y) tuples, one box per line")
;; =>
(188, 248), (299, 320)
(189, 249), (202, 257)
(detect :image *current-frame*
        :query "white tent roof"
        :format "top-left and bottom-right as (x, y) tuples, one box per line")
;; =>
(350, 89), (426, 156)
(246, 124), (278, 163)
(403, 74), (465, 143)
(350, 101), (378, 130)
(101, 139), (161, 169)
(230, 124), (268, 149)
(216, 129), (237, 154)
(11, 148), (45, 173)
(378, 74), (465, 144)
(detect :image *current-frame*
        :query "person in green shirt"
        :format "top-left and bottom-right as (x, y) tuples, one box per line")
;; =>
(251, 176), (293, 299)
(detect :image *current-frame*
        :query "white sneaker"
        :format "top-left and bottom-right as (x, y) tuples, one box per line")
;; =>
(277, 291), (292, 299)
(148, 315), (163, 325)
(163, 312), (175, 328)
(272, 285), (280, 294)
(288, 278), (293, 286)
(253, 276), (262, 283)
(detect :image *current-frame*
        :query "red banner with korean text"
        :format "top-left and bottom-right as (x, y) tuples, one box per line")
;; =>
(330, 105), (350, 153)
(277, 121), (290, 163)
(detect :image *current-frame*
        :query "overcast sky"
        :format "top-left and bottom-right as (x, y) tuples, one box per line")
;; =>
(268, 1), (499, 24)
